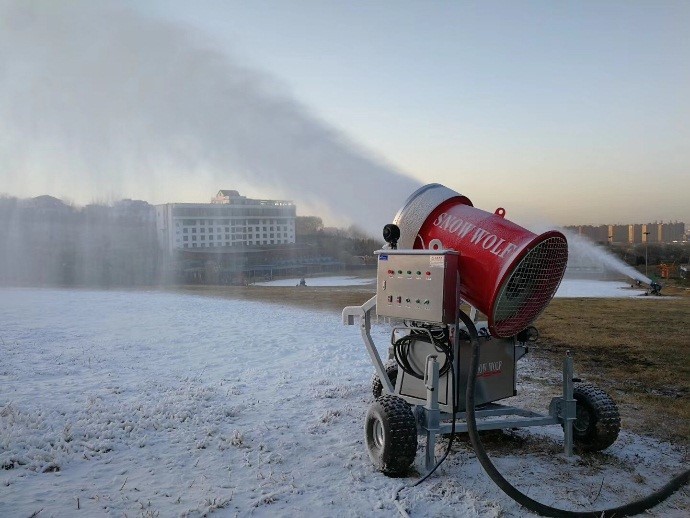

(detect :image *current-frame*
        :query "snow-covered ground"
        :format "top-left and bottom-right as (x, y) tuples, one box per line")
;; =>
(1, 288), (687, 517)
(555, 279), (647, 298)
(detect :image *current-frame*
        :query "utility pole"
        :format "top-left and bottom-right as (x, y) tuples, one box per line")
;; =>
(642, 231), (649, 278)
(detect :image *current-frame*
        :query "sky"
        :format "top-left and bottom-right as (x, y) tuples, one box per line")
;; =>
(1, 0), (688, 233)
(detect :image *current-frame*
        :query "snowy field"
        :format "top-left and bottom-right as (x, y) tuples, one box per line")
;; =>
(1, 288), (687, 517)
(555, 279), (648, 298)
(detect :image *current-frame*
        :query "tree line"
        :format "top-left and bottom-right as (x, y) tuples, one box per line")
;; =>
(0, 195), (160, 287)
(0, 197), (383, 288)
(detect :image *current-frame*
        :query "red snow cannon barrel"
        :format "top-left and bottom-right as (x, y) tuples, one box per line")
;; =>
(393, 184), (568, 338)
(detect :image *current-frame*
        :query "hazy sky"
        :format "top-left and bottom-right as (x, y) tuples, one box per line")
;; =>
(2, 0), (688, 231)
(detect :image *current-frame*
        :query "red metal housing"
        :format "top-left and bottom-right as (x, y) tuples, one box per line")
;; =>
(393, 184), (568, 337)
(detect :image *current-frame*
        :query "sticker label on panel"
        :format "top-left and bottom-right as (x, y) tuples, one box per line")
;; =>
(429, 255), (445, 268)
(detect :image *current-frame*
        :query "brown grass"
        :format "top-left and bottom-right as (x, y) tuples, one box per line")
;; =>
(173, 284), (376, 312)
(170, 283), (690, 445)
(534, 295), (690, 444)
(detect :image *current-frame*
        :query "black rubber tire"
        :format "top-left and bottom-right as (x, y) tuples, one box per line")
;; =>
(371, 361), (399, 398)
(365, 395), (417, 476)
(572, 383), (621, 452)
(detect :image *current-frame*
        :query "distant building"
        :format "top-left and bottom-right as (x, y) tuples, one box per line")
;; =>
(155, 190), (296, 255)
(212, 190), (242, 204)
(565, 221), (686, 244)
(20, 195), (72, 214)
(566, 225), (609, 244)
(113, 199), (156, 221)
(628, 224), (643, 244)
(642, 223), (661, 244)
(607, 224), (628, 244)
(661, 222), (685, 243)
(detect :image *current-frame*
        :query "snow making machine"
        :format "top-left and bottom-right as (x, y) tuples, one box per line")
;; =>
(342, 183), (623, 476)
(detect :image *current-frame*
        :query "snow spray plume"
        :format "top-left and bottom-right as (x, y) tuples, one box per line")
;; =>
(561, 229), (652, 285)
(0, 0), (420, 236)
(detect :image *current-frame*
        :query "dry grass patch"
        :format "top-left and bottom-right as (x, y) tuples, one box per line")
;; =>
(172, 284), (376, 313)
(534, 296), (690, 444)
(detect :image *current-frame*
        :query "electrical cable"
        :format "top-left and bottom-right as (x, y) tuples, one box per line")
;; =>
(459, 309), (690, 518)
(393, 325), (453, 380)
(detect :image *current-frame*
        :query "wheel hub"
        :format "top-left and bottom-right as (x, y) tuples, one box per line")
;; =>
(574, 404), (590, 434)
(373, 418), (385, 449)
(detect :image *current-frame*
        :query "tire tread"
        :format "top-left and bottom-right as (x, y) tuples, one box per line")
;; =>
(371, 361), (399, 399)
(365, 394), (417, 475)
(573, 383), (620, 452)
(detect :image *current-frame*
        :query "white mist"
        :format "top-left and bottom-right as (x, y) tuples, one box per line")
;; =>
(0, 0), (420, 236)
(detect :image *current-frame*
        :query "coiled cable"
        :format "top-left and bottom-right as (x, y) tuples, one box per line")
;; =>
(393, 324), (453, 380)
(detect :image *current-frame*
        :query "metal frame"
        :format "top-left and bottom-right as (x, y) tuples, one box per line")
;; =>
(343, 297), (576, 473)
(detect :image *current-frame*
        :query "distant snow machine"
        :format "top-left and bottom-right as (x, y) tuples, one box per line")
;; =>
(648, 281), (662, 296)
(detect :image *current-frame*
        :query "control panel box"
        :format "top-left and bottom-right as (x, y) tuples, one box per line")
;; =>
(375, 250), (459, 324)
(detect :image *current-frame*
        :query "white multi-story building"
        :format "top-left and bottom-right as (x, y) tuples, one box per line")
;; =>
(156, 190), (296, 255)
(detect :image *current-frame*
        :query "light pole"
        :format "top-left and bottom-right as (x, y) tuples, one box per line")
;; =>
(642, 231), (649, 278)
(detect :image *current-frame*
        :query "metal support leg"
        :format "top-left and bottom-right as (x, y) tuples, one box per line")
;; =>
(424, 355), (440, 472)
(562, 351), (576, 456)
(345, 297), (396, 395)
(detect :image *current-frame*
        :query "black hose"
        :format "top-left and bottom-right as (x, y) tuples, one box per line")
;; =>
(459, 310), (690, 517)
